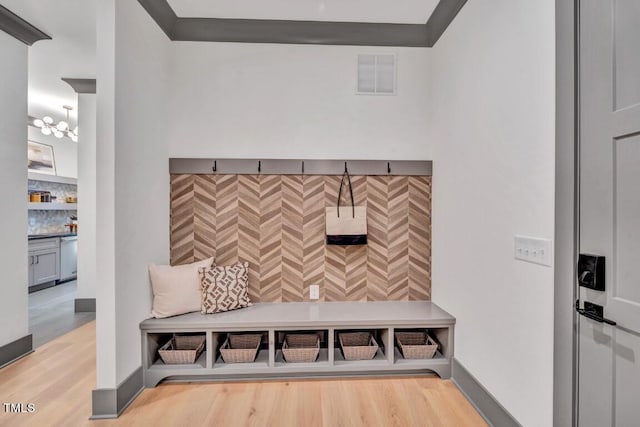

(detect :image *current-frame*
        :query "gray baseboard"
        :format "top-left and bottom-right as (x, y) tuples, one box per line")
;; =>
(452, 358), (521, 427)
(28, 281), (56, 293)
(0, 334), (33, 369)
(91, 366), (143, 419)
(74, 298), (96, 313)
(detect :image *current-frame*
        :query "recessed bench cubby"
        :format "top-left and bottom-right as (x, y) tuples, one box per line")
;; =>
(140, 301), (455, 387)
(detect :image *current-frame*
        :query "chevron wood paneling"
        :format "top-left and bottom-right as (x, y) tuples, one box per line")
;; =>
(387, 176), (410, 301)
(324, 175), (346, 301)
(170, 175), (195, 265)
(366, 176), (389, 301)
(259, 175), (283, 302)
(282, 176), (305, 302)
(237, 175), (261, 302)
(408, 177), (432, 300)
(302, 176), (326, 300)
(170, 174), (431, 303)
(193, 175), (217, 262)
(213, 175), (239, 266)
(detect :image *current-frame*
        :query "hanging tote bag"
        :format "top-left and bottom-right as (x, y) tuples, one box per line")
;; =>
(325, 168), (368, 245)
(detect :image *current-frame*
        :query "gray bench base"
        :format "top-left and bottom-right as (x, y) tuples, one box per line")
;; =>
(140, 301), (455, 388)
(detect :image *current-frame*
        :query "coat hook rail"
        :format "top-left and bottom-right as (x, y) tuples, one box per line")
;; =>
(169, 159), (432, 176)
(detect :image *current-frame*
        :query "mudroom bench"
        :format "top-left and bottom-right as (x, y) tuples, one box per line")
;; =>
(140, 301), (455, 387)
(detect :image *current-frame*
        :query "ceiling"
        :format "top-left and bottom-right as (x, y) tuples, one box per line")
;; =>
(1, 0), (96, 124)
(1, 0), (445, 124)
(167, 0), (440, 24)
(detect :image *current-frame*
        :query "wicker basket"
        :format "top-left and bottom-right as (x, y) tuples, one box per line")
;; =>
(158, 334), (206, 364)
(220, 334), (262, 363)
(395, 331), (438, 359)
(282, 334), (320, 363)
(339, 332), (379, 361)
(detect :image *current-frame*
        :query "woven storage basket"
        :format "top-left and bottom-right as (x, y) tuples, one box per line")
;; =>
(282, 334), (320, 363)
(158, 334), (206, 364)
(220, 334), (262, 363)
(395, 331), (438, 359)
(339, 332), (379, 361)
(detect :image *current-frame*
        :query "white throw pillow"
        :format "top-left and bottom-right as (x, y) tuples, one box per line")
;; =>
(149, 257), (214, 318)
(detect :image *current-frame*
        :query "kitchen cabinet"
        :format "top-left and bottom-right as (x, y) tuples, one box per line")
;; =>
(28, 254), (34, 286)
(28, 238), (60, 289)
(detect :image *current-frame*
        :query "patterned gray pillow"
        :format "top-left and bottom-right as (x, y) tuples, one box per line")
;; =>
(199, 262), (251, 314)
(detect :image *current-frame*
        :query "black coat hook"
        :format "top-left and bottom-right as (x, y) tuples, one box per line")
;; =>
(344, 161), (348, 173)
(301, 161), (305, 174)
(258, 160), (261, 173)
(387, 162), (391, 174)
(212, 160), (217, 173)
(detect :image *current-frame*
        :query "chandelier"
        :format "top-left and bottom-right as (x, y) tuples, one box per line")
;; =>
(33, 105), (78, 142)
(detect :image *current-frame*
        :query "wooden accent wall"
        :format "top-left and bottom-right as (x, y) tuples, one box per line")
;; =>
(170, 174), (431, 302)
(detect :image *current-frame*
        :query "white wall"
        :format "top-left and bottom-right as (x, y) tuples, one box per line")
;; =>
(169, 44), (431, 159)
(77, 93), (96, 300)
(429, 2), (556, 426)
(96, 4), (557, 423)
(95, 19), (430, 388)
(96, 0), (117, 388)
(0, 31), (29, 348)
(28, 126), (77, 178)
(96, 0), (170, 388)
(113, 0), (170, 385)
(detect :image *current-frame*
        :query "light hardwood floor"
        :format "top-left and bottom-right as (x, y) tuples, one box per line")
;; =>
(0, 321), (487, 427)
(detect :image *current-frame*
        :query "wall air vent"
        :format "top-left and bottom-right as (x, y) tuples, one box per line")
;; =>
(357, 53), (396, 95)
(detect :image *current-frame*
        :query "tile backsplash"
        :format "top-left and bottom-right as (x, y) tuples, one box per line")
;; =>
(28, 210), (77, 234)
(28, 180), (77, 235)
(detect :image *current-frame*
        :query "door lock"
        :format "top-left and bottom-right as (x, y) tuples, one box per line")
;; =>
(576, 301), (616, 326)
(577, 254), (605, 291)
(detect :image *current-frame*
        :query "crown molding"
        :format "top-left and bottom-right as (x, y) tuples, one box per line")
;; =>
(425, 0), (468, 46)
(173, 18), (429, 47)
(138, 0), (467, 47)
(62, 78), (97, 94)
(0, 5), (50, 46)
(137, 0), (177, 39)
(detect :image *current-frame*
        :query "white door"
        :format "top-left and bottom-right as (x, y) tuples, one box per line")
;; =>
(578, 0), (640, 425)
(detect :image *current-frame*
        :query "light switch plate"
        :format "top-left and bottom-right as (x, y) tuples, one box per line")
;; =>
(310, 285), (320, 300)
(514, 235), (553, 267)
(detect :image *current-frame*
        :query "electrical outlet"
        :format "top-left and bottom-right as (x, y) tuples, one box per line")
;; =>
(514, 235), (553, 267)
(309, 285), (320, 300)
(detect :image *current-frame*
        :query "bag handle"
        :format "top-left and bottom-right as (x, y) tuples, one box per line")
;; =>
(337, 163), (356, 218)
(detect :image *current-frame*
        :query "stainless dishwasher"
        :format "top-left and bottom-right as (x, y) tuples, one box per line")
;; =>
(59, 235), (78, 281)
